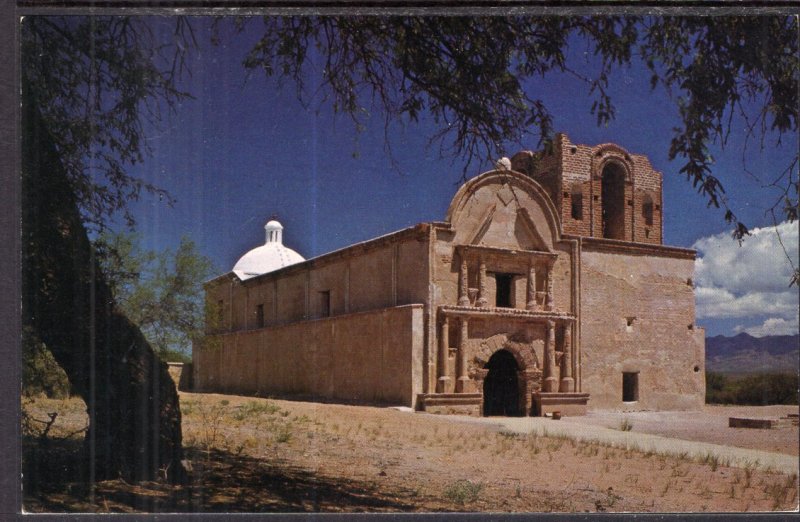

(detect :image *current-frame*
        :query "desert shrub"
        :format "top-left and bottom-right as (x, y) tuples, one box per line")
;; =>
(232, 400), (280, 421)
(22, 327), (71, 399)
(706, 372), (798, 405)
(618, 418), (633, 431)
(192, 399), (230, 450)
(274, 427), (292, 444)
(443, 479), (483, 505)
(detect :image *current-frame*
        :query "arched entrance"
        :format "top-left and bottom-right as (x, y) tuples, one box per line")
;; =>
(483, 350), (521, 416)
(601, 162), (626, 240)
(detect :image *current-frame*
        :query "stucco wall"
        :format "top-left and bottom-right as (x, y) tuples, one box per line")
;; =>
(579, 245), (705, 410)
(194, 304), (425, 407)
(206, 229), (430, 334)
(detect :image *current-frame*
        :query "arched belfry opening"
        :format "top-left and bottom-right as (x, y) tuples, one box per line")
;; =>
(601, 162), (626, 240)
(483, 350), (522, 416)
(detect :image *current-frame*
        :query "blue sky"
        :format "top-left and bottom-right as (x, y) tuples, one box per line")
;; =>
(121, 17), (798, 337)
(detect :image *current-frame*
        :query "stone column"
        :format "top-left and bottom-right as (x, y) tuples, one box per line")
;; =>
(456, 317), (470, 392)
(458, 258), (470, 306)
(437, 316), (450, 393)
(543, 320), (558, 392)
(476, 258), (488, 307)
(545, 261), (555, 311)
(559, 324), (574, 392)
(526, 264), (537, 310)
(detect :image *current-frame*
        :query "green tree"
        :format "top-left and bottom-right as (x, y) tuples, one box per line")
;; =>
(97, 232), (215, 362)
(21, 16), (193, 483)
(22, 327), (71, 400)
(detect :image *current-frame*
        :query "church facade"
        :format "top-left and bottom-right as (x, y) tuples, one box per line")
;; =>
(193, 134), (706, 415)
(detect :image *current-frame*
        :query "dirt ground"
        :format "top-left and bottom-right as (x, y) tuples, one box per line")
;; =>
(21, 392), (800, 513)
(558, 405), (799, 456)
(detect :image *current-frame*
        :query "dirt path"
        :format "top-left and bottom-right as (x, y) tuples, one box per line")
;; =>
(555, 406), (799, 456)
(453, 415), (798, 475)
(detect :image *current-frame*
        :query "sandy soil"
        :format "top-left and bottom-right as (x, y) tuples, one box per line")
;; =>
(21, 393), (800, 513)
(558, 405), (799, 456)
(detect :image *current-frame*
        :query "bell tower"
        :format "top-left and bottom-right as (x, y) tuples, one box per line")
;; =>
(510, 134), (663, 244)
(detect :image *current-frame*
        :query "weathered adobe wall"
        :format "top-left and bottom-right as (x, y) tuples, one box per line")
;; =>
(194, 304), (425, 407)
(435, 172), (572, 311)
(579, 246), (705, 411)
(431, 176), (573, 312)
(205, 230), (430, 333)
(430, 171), (575, 393)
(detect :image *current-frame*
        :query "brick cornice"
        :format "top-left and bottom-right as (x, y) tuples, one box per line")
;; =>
(569, 235), (696, 259)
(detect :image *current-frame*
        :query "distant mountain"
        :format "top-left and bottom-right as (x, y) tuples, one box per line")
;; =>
(706, 333), (799, 374)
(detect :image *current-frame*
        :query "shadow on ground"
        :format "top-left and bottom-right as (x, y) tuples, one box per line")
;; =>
(23, 437), (421, 513)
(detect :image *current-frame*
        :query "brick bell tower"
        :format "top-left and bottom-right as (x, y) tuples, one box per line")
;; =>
(510, 133), (663, 245)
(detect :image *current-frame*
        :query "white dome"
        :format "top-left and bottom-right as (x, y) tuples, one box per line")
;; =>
(232, 219), (304, 280)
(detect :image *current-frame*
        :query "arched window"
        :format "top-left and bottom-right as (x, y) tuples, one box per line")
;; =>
(571, 185), (583, 220)
(642, 194), (654, 226)
(601, 162), (626, 240)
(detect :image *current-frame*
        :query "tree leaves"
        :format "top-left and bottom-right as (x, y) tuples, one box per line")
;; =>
(237, 15), (797, 226)
(21, 16), (194, 231)
(96, 232), (215, 357)
(23, 15), (798, 251)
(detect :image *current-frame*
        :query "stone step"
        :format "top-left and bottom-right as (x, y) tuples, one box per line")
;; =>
(419, 393), (482, 406)
(729, 417), (796, 429)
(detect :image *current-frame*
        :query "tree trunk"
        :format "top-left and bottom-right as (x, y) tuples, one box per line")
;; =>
(21, 89), (184, 483)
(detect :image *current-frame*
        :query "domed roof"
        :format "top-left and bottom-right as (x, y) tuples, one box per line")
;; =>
(232, 219), (304, 280)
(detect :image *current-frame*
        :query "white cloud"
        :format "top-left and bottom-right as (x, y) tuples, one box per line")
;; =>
(693, 221), (799, 336)
(695, 286), (797, 319)
(693, 221), (798, 295)
(734, 317), (800, 337)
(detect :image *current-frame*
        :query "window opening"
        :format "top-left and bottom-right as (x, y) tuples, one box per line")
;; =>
(319, 290), (331, 317)
(255, 304), (265, 328)
(495, 273), (513, 308)
(622, 372), (639, 402)
(601, 163), (626, 239)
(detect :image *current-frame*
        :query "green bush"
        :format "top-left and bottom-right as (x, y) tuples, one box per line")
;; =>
(443, 479), (483, 505)
(22, 327), (71, 399)
(706, 372), (798, 405)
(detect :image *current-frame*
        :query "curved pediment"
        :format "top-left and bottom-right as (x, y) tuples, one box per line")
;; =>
(445, 170), (561, 251)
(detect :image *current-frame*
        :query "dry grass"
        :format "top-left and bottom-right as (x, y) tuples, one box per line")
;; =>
(21, 392), (800, 513)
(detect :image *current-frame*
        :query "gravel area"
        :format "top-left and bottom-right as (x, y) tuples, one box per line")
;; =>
(559, 405), (799, 456)
(444, 404), (799, 475)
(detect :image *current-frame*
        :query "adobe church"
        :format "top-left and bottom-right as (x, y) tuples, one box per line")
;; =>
(193, 134), (706, 415)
